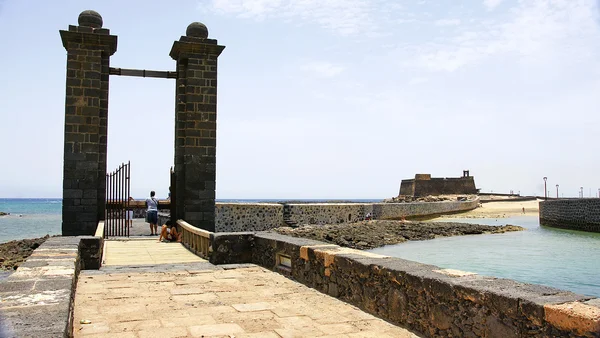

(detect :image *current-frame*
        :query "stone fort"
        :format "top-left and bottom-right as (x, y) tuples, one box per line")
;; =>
(399, 170), (479, 197)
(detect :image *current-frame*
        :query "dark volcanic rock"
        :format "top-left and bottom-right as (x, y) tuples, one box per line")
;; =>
(274, 220), (524, 250)
(0, 236), (49, 271)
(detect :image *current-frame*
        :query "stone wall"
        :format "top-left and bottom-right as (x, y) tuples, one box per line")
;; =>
(250, 232), (600, 338)
(400, 175), (478, 197)
(373, 199), (480, 220)
(215, 203), (283, 231)
(284, 203), (372, 225)
(126, 200), (479, 232)
(539, 199), (600, 233)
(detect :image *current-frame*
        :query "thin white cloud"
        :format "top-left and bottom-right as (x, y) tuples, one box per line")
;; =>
(434, 18), (461, 26)
(408, 77), (428, 85)
(483, 0), (504, 11)
(414, 0), (600, 72)
(301, 61), (344, 78)
(204, 0), (383, 36)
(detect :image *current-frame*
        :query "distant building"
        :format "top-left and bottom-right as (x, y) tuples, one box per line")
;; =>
(399, 170), (478, 197)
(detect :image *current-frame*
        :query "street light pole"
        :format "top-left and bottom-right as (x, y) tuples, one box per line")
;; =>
(580, 187), (583, 198)
(543, 177), (547, 200)
(556, 184), (559, 199)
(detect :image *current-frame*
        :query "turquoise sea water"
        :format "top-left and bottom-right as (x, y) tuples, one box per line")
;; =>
(0, 199), (62, 243)
(369, 216), (600, 297)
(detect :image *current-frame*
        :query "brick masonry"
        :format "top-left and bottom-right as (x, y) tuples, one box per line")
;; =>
(170, 34), (225, 232)
(60, 23), (116, 236)
(539, 199), (600, 233)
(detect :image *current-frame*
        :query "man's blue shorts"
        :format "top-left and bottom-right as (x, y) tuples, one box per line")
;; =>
(147, 210), (158, 224)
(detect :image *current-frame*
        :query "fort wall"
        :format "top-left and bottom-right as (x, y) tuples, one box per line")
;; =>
(400, 174), (478, 197)
(539, 199), (600, 233)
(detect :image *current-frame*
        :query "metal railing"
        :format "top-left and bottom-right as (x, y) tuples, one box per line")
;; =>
(105, 161), (131, 237)
(177, 220), (212, 259)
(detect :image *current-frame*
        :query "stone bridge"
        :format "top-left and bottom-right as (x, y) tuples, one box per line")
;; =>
(1, 218), (599, 337)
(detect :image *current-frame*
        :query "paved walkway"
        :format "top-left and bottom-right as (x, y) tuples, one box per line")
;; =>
(74, 264), (418, 338)
(109, 218), (160, 237)
(103, 238), (205, 266)
(78, 237), (419, 337)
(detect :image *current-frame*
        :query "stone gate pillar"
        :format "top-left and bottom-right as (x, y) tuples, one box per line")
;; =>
(170, 23), (225, 231)
(60, 10), (117, 235)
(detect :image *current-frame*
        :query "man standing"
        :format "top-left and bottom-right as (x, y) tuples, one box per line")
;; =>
(145, 191), (159, 235)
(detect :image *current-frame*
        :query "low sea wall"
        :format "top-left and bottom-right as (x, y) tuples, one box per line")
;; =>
(214, 199), (479, 232)
(129, 199), (480, 232)
(225, 232), (599, 338)
(539, 199), (600, 233)
(373, 199), (479, 219)
(216, 203), (283, 231)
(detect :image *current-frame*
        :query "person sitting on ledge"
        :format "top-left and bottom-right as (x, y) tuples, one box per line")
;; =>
(158, 220), (181, 243)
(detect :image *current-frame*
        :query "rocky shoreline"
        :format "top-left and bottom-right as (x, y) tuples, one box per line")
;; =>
(0, 236), (49, 271)
(274, 220), (524, 250)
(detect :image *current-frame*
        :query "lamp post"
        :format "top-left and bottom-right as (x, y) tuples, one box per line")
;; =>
(580, 187), (583, 198)
(556, 184), (559, 199)
(543, 177), (547, 200)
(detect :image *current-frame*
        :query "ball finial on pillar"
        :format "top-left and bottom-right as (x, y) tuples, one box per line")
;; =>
(186, 22), (209, 39)
(78, 10), (103, 29)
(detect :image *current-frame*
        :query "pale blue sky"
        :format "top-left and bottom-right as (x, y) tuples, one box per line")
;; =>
(0, 0), (599, 199)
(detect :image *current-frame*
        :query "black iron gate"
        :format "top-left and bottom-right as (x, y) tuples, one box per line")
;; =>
(105, 161), (131, 237)
(170, 166), (176, 223)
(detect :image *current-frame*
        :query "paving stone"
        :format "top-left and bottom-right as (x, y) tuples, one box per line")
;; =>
(73, 263), (417, 338)
(169, 287), (206, 295)
(317, 323), (358, 335)
(137, 327), (188, 338)
(188, 323), (245, 337)
(275, 315), (319, 329)
(275, 327), (326, 338)
(109, 319), (162, 332)
(236, 332), (281, 338)
(232, 302), (274, 312)
(76, 321), (110, 335)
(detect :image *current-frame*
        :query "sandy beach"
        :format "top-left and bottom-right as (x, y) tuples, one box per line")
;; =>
(440, 199), (541, 219)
